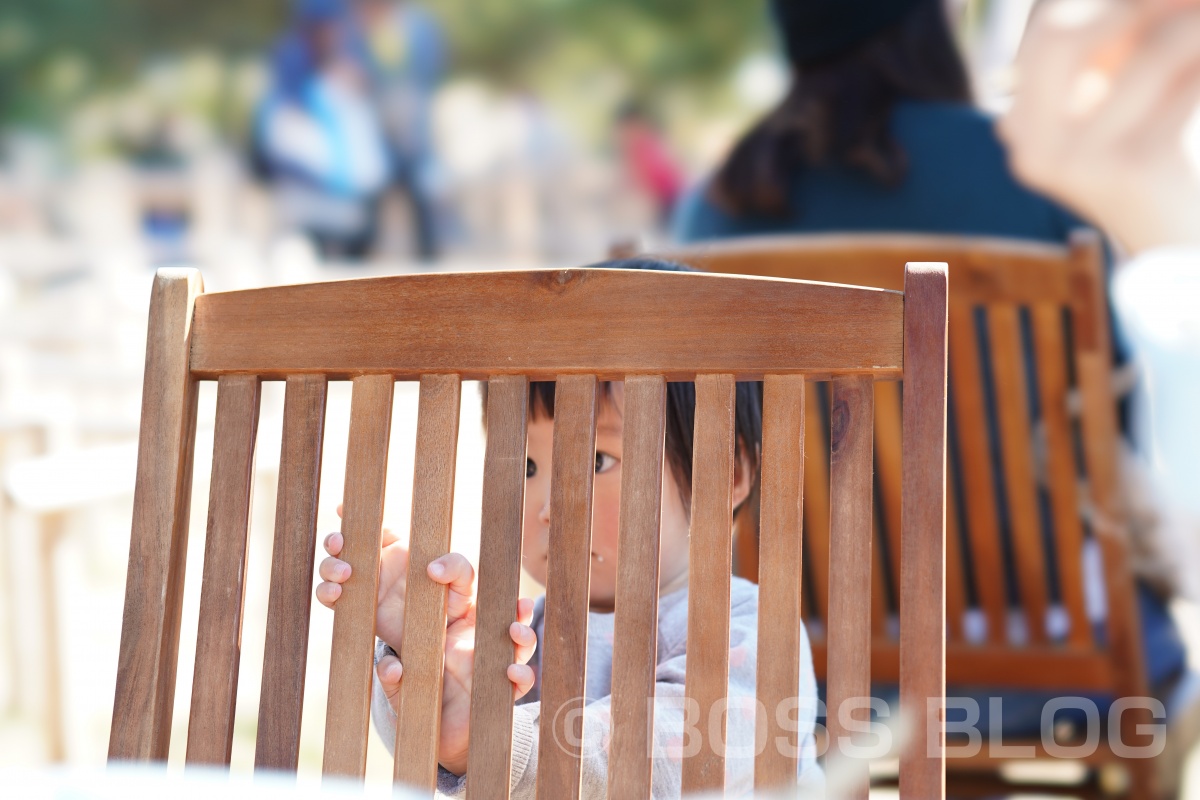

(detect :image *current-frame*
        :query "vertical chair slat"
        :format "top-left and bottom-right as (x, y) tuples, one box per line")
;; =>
(186, 374), (262, 765)
(256, 374), (328, 770)
(323, 374), (394, 778)
(467, 376), (529, 800)
(395, 375), (463, 789)
(110, 268), (203, 761)
(1070, 233), (1157, 792)
(802, 382), (831, 624)
(608, 375), (667, 800)
(947, 305), (1007, 644)
(536, 374), (599, 800)
(873, 380), (904, 633)
(825, 374), (874, 800)
(989, 305), (1050, 643)
(1031, 305), (1092, 647)
(681, 374), (737, 796)
(754, 375), (805, 791)
(899, 263), (948, 800)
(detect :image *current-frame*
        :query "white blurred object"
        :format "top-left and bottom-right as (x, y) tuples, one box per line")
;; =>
(733, 53), (788, 111)
(1116, 247), (1200, 519)
(974, 0), (1037, 111)
(0, 764), (424, 799)
(3, 442), (138, 513)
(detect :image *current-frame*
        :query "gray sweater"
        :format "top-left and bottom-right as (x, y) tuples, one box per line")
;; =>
(372, 576), (824, 798)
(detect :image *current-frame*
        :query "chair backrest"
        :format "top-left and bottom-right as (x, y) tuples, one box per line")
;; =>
(649, 232), (1148, 709)
(108, 266), (948, 798)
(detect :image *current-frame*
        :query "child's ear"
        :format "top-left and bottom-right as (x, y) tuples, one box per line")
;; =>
(731, 441), (759, 511)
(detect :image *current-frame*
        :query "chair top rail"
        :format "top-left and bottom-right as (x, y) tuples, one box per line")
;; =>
(660, 231), (1093, 305)
(189, 268), (903, 381)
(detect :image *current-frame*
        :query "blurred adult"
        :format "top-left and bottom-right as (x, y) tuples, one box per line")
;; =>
(674, 0), (1189, 737)
(352, 0), (447, 261)
(675, 0), (1082, 244)
(255, 0), (390, 260)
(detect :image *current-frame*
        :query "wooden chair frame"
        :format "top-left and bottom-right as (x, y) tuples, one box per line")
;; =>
(647, 231), (1200, 799)
(108, 266), (948, 798)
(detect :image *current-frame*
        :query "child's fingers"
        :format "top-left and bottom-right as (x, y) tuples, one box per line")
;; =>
(510, 622), (537, 665)
(508, 663), (536, 701)
(516, 597), (535, 627)
(381, 526), (401, 548)
(314, 580), (342, 609)
(323, 532), (343, 557)
(319, 556), (351, 584)
(376, 654), (404, 695)
(427, 553), (476, 620)
(337, 503), (343, 519)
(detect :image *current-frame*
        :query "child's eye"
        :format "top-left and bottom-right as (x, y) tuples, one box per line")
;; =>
(526, 458), (537, 479)
(595, 452), (619, 474)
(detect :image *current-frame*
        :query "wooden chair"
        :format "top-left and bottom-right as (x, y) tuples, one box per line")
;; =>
(107, 265), (949, 798)
(644, 232), (1200, 799)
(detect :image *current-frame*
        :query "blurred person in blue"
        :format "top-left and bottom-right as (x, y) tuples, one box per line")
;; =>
(255, 0), (390, 260)
(352, 0), (447, 261)
(675, 0), (1189, 740)
(675, 0), (1081, 244)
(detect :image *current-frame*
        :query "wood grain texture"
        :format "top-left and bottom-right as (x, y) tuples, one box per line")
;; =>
(661, 232), (1079, 304)
(110, 268), (203, 762)
(323, 375), (394, 778)
(899, 263), (948, 800)
(1030, 305), (1091, 648)
(395, 375), (462, 789)
(947, 305), (1007, 645)
(681, 374), (737, 795)
(190, 270), (903, 381)
(256, 374), (328, 771)
(988, 305), (1049, 644)
(536, 375), (598, 800)
(754, 375), (805, 791)
(608, 375), (667, 800)
(824, 374), (874, 800)
(466, 376), (528, 800)
(186, 375), (261, 765)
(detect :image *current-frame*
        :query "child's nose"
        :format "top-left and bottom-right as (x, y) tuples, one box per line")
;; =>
(537, 492), (552, 525)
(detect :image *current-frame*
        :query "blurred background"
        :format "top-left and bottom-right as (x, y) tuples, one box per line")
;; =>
(5, 0), (1194, 796)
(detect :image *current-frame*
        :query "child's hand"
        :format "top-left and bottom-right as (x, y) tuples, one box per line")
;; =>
(374, 553), (538, 777)
(315, 510), (538, 776)
(315, 504), (411, 650)
(429, 556), (538, 776)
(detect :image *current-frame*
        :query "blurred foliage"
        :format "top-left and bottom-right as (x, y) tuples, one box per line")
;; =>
(440, 0), (768, 94)
(0, 1), (289, 126)
(0, 0), (770, 131)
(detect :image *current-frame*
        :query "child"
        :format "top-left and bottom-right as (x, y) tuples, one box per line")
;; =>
(316, 267), (824, 797)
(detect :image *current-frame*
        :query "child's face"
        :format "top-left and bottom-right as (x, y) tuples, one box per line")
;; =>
(521, 383), (692, 613)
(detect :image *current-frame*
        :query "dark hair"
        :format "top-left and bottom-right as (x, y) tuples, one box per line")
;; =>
(480, 257), (763, 512)
(710, 0), (971, 218)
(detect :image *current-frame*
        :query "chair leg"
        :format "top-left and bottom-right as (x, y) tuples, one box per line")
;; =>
(0, 491), (18, 715)
(1119, 757), (1158, 800)
(39, 511), (66, 763)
